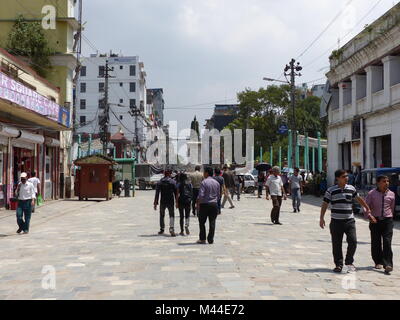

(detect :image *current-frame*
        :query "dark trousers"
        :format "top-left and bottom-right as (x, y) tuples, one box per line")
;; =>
(329, 218), (357, 266)
(270, 196), (282, 223)
(178, 203), (191, 232)
(198, 203), (218, 243)
(17, 200), (32, 232)
(258, 185), (263, 196)
(192, 188), (200, 215)
(235, 183), (241, 200)
(160, 203), (175, 232)
(369, 218), (394, 268)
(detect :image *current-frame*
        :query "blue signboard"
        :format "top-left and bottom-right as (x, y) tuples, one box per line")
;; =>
(278, 124), (288, 134)
(58, 107), (70, 128)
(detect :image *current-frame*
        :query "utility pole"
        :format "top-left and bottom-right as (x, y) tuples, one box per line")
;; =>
(284, 58), (302, 169)
(99, 60), (114, 156)
(128, 102), (141, 162)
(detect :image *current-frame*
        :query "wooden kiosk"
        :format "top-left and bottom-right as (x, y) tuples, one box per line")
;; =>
(74, 154), (115, 201)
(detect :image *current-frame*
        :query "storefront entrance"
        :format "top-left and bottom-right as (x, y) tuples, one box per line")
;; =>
(13, 147), (35, 186)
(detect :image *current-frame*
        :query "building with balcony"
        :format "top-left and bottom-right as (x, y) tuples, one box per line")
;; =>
(76, 53), (150, 162)
(322, 3), (400, 184)
(0, 48), (71, 207)
(0, 0), (81, 196)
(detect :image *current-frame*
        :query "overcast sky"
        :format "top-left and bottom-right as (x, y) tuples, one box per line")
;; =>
(81, 0), (398, 132)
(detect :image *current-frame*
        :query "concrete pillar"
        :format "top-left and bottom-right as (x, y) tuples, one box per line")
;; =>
(365, 66), (374, 112)
(339, 82), (345, 121)
(382, 56), (400, 106)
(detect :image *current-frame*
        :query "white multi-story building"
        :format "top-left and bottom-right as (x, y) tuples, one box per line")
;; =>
(76, 53), (151, 158)
(322, 3), (400, 184)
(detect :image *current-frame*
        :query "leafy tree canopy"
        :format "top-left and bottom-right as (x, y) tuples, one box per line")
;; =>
(6, 15), (53, 77)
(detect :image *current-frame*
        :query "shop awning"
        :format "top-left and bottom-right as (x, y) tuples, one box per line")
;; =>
(0, 98), (70, 131)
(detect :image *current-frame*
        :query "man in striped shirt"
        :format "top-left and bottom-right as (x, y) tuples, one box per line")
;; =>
(320, 169), (371, 273)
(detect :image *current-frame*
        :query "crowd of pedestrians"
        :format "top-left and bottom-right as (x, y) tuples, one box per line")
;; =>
(153, 165), (396, 275)
(153, 165), (241, 244)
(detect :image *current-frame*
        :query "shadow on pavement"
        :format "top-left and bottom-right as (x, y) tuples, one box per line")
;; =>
(253, 223), (274, 226)
(298, 268), (333, 273)
(316, 239), (370, 245)
(177, 242), (204, 246)
(138, 234), (172, 238)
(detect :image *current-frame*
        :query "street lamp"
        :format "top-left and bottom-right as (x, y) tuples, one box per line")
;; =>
(263, 77), (289, 84)
(263, 58), (302, 170)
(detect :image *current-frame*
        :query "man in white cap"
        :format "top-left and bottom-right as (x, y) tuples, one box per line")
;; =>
(15, 172), (36, 234)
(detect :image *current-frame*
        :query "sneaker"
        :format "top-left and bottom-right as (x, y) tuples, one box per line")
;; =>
(229, 206), (235, 209)
(374, 264), (383, 270)
(297, 208), (301, 212)
(196, 240), (206, 244)
(23, 231), (29, 234)
(346, 264), (357, 273)
(179, 231), (185, 236)
(384, 266), (393, 274)
(333, 265), (343, 273)
(293, 209), (297, 213)
(274, 222), (282, 225)
(170, 231), (177, 237)
(185, 227), (190, 235)
(16, 228), (22, 234)
(158, 230), (164, 235)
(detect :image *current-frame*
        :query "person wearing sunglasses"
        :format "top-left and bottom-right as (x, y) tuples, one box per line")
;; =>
(320, 169), (371, 273)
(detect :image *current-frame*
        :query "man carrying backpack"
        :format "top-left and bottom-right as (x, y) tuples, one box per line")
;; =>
(154, 168), (178, 237)
(177, 173), (193, 236)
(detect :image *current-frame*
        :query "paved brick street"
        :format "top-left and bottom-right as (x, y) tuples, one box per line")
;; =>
(0, 190), (399, 300)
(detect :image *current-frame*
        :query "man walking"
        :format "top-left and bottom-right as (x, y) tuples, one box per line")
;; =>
(233, 171), (242, 201)
(266, 167), (287, 225)
(213, 168), (225, 215)
(15, 172), (36, 234)
(28, 172), (41, 213)
(197, 167), (221, 244)
(222, 165), (235, 209)
(154, 168), (178, 237)
(365, 175), (395, 275)
(177, 173), (193, 236)
(320, 169), (371, 273)
(289, 168), (303, 213)
(189, 166), (203, 216)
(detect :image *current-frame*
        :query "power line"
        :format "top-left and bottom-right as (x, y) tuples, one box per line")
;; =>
(296, 0), (356, 59)
(303, 0), (385, 69)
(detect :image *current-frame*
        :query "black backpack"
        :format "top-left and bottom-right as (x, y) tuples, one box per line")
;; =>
(179, 183), (193, 204)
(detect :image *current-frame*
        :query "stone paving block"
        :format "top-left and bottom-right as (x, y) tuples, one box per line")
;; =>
(0, 193), (399, 299)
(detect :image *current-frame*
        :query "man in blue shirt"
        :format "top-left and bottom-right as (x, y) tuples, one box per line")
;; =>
(197, 167), (221, 244)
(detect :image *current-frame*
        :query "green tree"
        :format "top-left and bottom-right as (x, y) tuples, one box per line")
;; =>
(6, 15), (53, 77)
(225, 85), (327, 166)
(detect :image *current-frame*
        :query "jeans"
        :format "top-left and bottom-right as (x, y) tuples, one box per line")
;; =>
(329, 218), (357, 266)
(16, 200), (32, 232)
(235, 183), (241, 200)
(369, 218), (394, 268)
(160, 203), (175, 232)
(192, 188), (200, 215)
(270, 196), (282, 223)
(198, 203), (218, 243)
(291, 188), (301, 210)
(178, 203), (191, 232)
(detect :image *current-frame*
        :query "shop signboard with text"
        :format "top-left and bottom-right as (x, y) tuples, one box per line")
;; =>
(0, 71), (60, 122)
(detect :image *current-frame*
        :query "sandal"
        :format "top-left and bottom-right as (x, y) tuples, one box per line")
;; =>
(333, 266), (343, 273)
